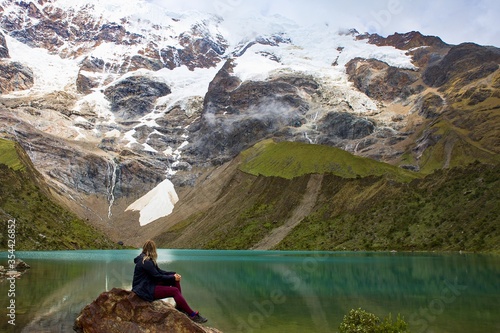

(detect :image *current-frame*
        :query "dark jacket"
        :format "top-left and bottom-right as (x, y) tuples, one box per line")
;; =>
(132, 253), (176, 301)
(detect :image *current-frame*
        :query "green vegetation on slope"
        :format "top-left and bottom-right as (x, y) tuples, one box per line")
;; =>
(155, 174), (309, 249)
(239, 139), (419, 182)
(408, 81), (500, 174)
(416, 116), (500, 174)
(158, 139), (499, 253)
(0, 138), (117, 250)
(0, 138), (25, 171)
(276, 162), (500, 252)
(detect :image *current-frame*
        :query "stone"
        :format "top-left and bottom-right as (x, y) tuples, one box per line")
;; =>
(74, 288), (222, 333)
(14, 258), (30, 270)
(413, 93), (445, 119)
(317, 111), (375, 142)
(188, 59), (317, 164)
(0, 259), (30, 281)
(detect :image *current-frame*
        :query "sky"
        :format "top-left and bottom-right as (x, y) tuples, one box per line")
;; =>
(147, 0), (500, 47)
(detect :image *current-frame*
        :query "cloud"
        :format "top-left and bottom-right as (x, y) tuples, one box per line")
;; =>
(146, 0), (500, 46)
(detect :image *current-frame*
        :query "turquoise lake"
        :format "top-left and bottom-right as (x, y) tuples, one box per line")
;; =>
(0, 250), (499, 333)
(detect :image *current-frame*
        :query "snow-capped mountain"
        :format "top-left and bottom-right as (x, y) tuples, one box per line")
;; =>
(1, 0), (498, 244)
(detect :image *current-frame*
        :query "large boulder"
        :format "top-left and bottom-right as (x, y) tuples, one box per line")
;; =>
(74, 288), (221, 333)
(0, 259), (30, 281)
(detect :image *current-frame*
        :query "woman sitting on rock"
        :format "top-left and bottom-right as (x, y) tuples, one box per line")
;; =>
(132, 239), (208, 323)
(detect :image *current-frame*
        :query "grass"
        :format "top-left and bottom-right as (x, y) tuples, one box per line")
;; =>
(0, 138), (25, 171)
(239, 139), (419, 182)
(203, 177), (306, 249)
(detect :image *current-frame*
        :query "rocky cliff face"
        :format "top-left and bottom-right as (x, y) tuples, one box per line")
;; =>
(185, 59), (319, 164)
(0, 31), (34, 93)
(0, 0), (498, 246)
(345, 57), (422, 101)
(0, 60), (34, 93)
(0, 32), (9, 58)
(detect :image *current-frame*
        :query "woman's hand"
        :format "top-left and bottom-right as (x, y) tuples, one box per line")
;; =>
(174, 273), (181, 281)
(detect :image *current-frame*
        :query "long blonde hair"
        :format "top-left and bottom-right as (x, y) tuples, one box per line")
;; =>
(142, 240), (158, 264)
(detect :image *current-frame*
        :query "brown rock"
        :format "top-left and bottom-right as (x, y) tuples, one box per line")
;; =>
(423, 43), (500, 88)
(358, 31), (448, 50)
(0, 60), (34, 93)
(74, 288), (221, 333)
(345, 57), (420, 101)
(14, 258), (30, 270)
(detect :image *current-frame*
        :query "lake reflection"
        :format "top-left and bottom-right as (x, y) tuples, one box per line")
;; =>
(0, 250), (499, 333)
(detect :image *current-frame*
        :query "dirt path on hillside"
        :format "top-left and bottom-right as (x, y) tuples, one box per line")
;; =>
(251, 174), (323, 250)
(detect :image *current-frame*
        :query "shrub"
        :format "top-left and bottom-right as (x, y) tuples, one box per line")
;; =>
(378, 313), (410, 333)
(339, 308), (378, 333)
(339, 308), (410, 333)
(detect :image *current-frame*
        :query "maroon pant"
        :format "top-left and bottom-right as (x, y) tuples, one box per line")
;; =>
(153, 281), (194, 315)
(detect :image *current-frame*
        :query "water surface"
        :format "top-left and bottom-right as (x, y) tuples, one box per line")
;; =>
(0, 250), (498, 333)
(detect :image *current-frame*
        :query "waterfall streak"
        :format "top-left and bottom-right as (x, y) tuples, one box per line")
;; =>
(107, 159), (118, 219)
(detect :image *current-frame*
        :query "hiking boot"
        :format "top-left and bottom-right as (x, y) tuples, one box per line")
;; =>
(190, 312), (208, 323)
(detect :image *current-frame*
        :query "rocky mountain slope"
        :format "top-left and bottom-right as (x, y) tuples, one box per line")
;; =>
(0, 0), (498, 249)
(0, 138), (117, 249)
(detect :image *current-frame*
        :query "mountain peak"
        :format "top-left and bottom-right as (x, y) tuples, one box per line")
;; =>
(358, 30), (449, 50)
(1, 0), (498, 237)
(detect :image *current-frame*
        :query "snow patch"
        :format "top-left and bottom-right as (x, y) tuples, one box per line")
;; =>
(142, 142), (158, 153)
(124, 129), (138, 147)
(3, 35), (79, 95)
(126, 178), (179, 226)
(73, 91), (116, 124)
